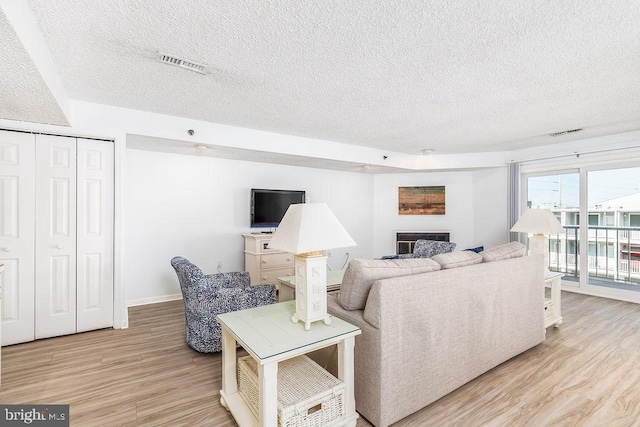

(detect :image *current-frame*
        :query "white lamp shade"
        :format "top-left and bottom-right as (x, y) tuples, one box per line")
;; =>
(510, 208), (565, 235)
(268, 203), (357, 254)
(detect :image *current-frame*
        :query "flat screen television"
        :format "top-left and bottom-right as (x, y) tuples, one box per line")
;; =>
(250, 188), (306, 228)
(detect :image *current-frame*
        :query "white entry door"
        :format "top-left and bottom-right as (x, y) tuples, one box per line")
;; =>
(76, 139), (114, 332)
(0, 131), (36, 345)
(35, 135), (77, 339)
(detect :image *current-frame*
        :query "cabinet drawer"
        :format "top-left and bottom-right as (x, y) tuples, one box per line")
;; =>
(261, 253), (294, 268)
(260, 267), (294, 284)
(243, 234), (279, 254)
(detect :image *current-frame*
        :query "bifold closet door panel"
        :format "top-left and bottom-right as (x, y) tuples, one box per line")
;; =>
(76, 138), (114, 332)
(35, 134), (77, 340)
(0, 130), (36, 346)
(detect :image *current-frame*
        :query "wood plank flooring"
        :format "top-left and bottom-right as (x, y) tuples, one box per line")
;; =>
(1, 291), (640, 426)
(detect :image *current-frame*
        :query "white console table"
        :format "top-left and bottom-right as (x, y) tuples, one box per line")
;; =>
(544, 272), (563, 328)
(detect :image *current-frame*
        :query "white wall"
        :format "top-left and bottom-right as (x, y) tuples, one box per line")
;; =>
(472, 168), (509, 248)
(124, 149), (374, 305)
(372, 168), (508, 256)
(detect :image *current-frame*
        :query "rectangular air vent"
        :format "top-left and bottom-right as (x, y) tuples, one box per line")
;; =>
(549, 128), (583, 137)
(158, 52), (208, 74)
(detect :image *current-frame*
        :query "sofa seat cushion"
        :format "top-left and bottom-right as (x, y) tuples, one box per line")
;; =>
(432, 251), (482, 269)
(480, 241), (526, 262)
(339, 258), (441, 310)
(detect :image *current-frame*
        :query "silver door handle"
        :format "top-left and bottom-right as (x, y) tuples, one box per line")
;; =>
(55, 244), (63, 249)
(1, 247), (10, 252)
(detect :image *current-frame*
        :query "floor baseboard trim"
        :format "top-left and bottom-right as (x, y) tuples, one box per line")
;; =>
(126, 294), (183, 307)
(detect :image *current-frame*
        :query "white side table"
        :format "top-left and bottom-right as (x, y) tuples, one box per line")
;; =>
(276, 269), (345, 302)
(544, 272), (563, 328)
(217, 301), (361, 427)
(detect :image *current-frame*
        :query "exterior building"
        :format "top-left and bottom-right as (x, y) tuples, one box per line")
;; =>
(540, 192), (640, 286)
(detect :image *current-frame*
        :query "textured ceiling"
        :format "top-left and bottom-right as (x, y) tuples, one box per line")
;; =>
(9, 1), (640, 155)
(0, 8), (68, 126)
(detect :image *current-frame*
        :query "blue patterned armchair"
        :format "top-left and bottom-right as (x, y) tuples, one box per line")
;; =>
(397, 239), (457, 259)
(171, 256), (276, 353)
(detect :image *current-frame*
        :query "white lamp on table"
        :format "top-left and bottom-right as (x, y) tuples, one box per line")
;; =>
(510, 208), (565, 276)
(268, 203), (356, 330)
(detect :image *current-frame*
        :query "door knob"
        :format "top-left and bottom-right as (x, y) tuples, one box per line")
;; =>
(2, 247), (10, 252)
(55, 244), (63, 249)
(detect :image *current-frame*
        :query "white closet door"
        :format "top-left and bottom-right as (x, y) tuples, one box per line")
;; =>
(76, 139), (114, 332)
(0, 130), (36, 346)
(35, 135), (77, 339)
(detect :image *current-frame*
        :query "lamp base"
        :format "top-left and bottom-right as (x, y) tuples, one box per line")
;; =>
(292, 254), (332, 331)
(528, 233), (550, 276)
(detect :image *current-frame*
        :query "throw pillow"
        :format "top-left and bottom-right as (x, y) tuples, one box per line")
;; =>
(338, 258), (441, 310)
(412, 240), (457, 258)
(480, 241), (526, 262)
(432, 251), (482, 269)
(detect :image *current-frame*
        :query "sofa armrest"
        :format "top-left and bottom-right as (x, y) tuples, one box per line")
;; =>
(327, 294), (372, 330)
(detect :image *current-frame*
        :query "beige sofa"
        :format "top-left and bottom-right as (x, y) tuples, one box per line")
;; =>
(326, 242), (545, 427)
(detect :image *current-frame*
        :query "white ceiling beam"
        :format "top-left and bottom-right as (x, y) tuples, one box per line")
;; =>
(0, 0), (70, 122)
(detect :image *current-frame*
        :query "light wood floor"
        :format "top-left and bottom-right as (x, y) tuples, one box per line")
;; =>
(2, 291), (640, 426)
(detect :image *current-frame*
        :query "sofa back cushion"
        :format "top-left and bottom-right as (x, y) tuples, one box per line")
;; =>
(339, 258), (441, 310)
(432, 251), (482, 269)
(480, 241), (526, 262)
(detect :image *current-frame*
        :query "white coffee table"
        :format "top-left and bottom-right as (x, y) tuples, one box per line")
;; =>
(217, 301), (361, 427)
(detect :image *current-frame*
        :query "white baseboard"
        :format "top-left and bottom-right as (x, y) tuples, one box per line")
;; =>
(126, 293), (183, 308)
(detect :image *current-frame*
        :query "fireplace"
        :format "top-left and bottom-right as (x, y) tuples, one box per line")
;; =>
(396, 231), (450, 255)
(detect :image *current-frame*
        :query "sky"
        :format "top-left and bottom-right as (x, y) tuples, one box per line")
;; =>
(527, 167), (640, 209)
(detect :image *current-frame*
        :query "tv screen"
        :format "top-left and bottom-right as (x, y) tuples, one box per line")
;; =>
(251, 189), (306, 228)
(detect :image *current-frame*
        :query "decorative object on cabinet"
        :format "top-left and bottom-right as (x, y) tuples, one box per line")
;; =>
(268, 203), (357, 330)
(243, 234), (294, 285)
(510, 208), (565, 276)
(170, 256), (276, 353)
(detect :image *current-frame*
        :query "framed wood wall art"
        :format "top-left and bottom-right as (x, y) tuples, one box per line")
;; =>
(398, 186), (445, 215)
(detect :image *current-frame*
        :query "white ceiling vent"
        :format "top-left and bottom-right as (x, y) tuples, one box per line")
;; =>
(549, 128), (583, 137)
(158, 52), (208, 74)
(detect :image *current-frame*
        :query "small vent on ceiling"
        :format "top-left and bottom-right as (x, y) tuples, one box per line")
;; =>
(549, 128), (583, 137)
(158, 52), (208, 74)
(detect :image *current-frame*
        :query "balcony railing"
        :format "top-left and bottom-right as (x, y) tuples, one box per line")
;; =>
(548, 225), (640, 286)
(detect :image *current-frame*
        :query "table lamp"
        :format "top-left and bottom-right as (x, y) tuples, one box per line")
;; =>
(510, 208), (565, 276)
(268, 203), (356, 330)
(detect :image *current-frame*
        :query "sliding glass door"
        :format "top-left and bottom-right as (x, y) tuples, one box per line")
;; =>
(586, 167), (640, 291)
(524, 165), (640, 297)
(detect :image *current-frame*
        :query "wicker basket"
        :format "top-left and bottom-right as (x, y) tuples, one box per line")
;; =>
(237, 354), (345, 427)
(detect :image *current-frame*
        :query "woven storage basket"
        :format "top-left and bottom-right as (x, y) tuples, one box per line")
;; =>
(237, 354), (345, 427)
